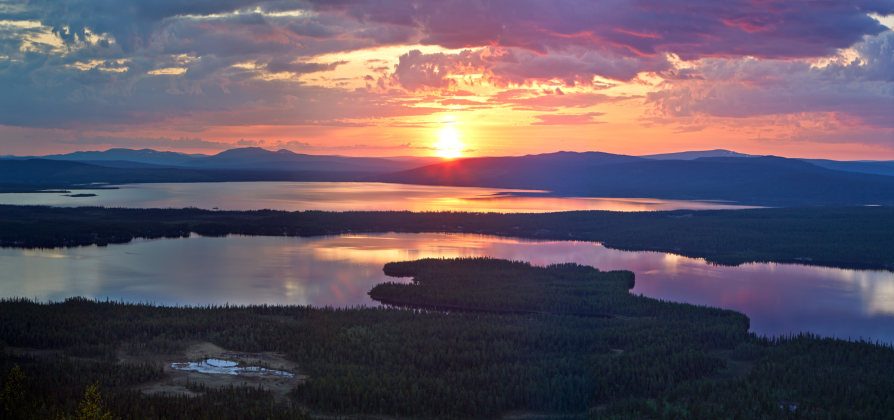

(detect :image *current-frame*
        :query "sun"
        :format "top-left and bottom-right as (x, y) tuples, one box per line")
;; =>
(434, 126), (464, 158)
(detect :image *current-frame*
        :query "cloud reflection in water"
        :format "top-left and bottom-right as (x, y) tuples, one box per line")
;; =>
(0, 232), (890, 342)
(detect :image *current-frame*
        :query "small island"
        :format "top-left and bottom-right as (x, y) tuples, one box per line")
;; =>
(63, 193), (98, 198)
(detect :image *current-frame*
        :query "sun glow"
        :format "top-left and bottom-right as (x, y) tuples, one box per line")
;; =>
(434, 126), (465, 158)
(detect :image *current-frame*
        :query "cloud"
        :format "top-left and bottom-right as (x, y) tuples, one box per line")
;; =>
(265, 59), (348, 74)
(673, 125), (707, 133)
(489, 48), (671, 85)
(490, 90), (640, 111)
(61, 136), (234, 150)
(0, 0), (889, 152)
(269, 141), (440, 152)
(236, 139), (265, 146)
(387, 47), (670, 91)
(646, 32), (894, 129)
(389, 49), (482, 91)
(307, 0), (891, 59)
(531, 112), (607, 125)
(0, 59), (449, 129)
(439, 98), (487, 106)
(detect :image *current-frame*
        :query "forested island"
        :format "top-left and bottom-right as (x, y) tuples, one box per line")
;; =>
(0, 205), (891, 268)
(1, 258), (892, 419)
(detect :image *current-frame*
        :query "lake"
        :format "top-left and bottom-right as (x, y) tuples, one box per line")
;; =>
(2, 233), (891, 343)
(0, 182), (761, 212)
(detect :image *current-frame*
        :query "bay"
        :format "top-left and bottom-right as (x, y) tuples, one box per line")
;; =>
(1, 233), (890, 343)
(0, 182), (761, 212)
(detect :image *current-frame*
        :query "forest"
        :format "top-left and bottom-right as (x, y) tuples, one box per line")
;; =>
(1, 258), (892, 419)
(0, 204), (891, 268)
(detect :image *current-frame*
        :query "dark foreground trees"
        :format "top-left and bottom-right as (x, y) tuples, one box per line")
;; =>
(1, 205), (892, 268)
(0, 258), (892, 419)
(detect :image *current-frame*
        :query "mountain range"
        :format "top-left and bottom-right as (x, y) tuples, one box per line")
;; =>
(2, 147), (443, 172)
(1, 148), (892, 206)
(374, 153), (894, 206)
(638, 149), (756, 160)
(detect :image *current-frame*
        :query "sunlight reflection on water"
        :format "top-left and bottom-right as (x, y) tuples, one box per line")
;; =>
(1, 233), (890, 342)
(0, 182), (762, 212)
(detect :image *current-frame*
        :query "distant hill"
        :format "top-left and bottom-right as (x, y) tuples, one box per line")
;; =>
(640, 149), (757, 160)
(3, 149), (893, 206)
(182, 147), (440, 172)
(3, 147), (441, 173)
(375, 151), (646, 192)
(43, 148), (201, 166)
(374, 153), (894, 206)
(0, 159), (216, 184)
(8, 147), (892, 178)
(637, 150), (894, 177)
(72, 160), (182, 169)
(0, 159), (377, 185)
(801, 159), (894, 177)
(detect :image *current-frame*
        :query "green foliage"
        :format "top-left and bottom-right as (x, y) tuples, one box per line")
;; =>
(2, 364), (26, 414)
(73, 384), (116, 420)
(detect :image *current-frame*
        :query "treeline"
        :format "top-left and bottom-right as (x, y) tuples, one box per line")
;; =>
(0, 205), (892, 268)
(2, 258), (892, 418)
(374, 258), (744, 324)
(0, 294), (742, 418)
(375, 258), (638, 316)
(0, 348), (309, 420)
(594, 333), (894, 419)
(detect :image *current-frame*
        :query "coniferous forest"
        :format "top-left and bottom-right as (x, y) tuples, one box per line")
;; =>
(1, 0), (892, 418)
(0, 205), (892, 268)
(1, 258), (892, 419)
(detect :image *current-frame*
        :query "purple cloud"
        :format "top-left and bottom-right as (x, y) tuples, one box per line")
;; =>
(647, 32), (894, 128)
(490, 90), (640, 112)
(306, 0), (891, 59)
(0, 0), (889, 143)
(265, 59), (348, 74)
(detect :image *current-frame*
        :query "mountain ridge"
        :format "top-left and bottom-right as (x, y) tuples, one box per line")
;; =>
(373, 153), (894, 206)
(0, 147), (443, 173)
(639, 149), (757, 160)
(1, 149), (892, 206)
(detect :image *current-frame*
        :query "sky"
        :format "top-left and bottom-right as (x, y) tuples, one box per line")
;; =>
(0, 0), (892, 160)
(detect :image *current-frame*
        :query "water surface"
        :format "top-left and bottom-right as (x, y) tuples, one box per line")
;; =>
(1, 233), (890, 342)
(171, 359), (293, 377)
(0, 182), (761, 212)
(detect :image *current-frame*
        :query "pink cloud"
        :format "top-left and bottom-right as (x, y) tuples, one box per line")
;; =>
(531, 112), (607, 125)
(0, 0), (889, 153)
(490, 91), (640, 112)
